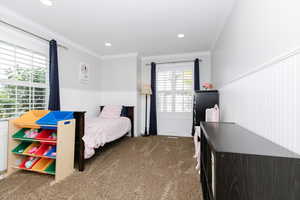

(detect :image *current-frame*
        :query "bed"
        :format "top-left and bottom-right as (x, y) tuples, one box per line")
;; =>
(74, 106), (134, 171)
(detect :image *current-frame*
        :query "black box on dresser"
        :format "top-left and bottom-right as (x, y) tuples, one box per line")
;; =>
(193, 90), (219, 136)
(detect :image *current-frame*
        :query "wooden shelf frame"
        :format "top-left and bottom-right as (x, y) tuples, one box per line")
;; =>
(12, 166), (55, 175)
(12, 152), (56, 160)
(12, 138), (57, 144)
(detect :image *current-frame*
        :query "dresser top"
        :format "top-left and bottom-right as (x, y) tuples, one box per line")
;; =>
(194, 90), (218, 93)
(201, 122), (300, 159)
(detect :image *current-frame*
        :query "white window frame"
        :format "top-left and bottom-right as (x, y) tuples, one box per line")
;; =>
(156, 63), (194, 113)
(0, 40), (49, 120)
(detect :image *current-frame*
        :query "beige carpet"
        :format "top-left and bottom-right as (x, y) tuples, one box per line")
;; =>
(0, 136), (202, 200)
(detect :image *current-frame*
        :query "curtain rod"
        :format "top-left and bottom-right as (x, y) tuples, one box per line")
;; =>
(0, 19), (68, 50)
(145, 59), (202, 66)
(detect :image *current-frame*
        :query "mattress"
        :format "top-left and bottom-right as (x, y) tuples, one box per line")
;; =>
(83, 117), (131, 159)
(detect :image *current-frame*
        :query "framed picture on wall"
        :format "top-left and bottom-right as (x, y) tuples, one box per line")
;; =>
(79, 63), (89, 84)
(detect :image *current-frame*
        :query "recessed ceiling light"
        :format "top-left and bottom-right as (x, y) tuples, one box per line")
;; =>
(105, 42), (112, 47)
(177, 34), (185, 38)
(40, 0), (53, 6)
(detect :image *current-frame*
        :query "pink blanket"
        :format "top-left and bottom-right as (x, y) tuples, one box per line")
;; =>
(83, 117), (131, 159)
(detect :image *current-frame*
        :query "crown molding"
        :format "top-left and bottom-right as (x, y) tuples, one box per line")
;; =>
(141, 51), (210, 62)
(0, 5), (101, 59)
(101, 52), (138, 60)
(210, 0), (236, 51)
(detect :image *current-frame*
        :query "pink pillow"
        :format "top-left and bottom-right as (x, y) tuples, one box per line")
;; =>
(99, 105), (122, 119)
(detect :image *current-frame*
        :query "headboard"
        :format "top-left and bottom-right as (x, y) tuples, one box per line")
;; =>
(99, 106), (134, 138)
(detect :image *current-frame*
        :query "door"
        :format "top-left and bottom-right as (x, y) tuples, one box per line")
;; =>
(156, 63), (193, 137)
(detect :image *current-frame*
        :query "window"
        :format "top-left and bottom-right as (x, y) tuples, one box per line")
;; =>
(0, 40), (48, 120)
(157, 65), (193, 113)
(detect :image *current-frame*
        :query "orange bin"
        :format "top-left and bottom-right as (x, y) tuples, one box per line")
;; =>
(12, 110), (50, 128)
(31, 158), (54, 172)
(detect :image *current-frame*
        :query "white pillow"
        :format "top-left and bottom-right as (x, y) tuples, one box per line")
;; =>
(99, 105), (122, 119)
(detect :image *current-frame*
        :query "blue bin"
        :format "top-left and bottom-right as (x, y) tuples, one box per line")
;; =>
(36, 111), (74, 129)
(45, 146), (56, 158)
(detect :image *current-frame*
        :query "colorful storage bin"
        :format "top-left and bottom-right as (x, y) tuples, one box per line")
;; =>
(36, 111), (74, 129)
(44, 146), (56, 158)
(44, 161), (56, 175)
(12, 142), (32, 154)
(23, 143), (40, 155)
(12, 128), (33, 140)
(35, 130), (57, 141)
(35, 144), (56, 158)
(12, 110), (49, 128)
(31, 158), (53, 172)
(19, 157), (40, 170)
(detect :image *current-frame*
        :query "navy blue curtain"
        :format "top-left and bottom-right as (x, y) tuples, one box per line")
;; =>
(194, 58), (200, 91)
(149, 62), (157, 135)
(48, 40), (60, 111)
(192, 58), (200, 136)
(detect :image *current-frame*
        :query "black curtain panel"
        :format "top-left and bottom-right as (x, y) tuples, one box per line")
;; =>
(48, 40), (61, 111)
(192, 58), (200, 136)
(194, 58), (200, 90)
(149, 62), (157, 135)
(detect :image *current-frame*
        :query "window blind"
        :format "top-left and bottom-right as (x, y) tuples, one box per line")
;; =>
(157, 67), (193, 113)
(0, 40), (48, 120)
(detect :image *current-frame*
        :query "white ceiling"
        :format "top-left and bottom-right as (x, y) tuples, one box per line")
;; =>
(0, 0), (235, 57)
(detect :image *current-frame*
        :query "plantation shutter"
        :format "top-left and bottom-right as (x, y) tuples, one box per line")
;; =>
(0, 40), (48, 119)
(157, 64), (193, 113)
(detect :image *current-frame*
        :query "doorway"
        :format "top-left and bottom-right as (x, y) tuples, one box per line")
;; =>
(156, 62), (193, 137)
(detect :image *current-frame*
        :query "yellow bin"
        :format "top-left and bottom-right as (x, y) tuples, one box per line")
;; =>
(31, 158), (54, 172)
(13, 110), (50, 128)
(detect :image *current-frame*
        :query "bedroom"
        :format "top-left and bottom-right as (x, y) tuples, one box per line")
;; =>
(0, 0), (299, 199)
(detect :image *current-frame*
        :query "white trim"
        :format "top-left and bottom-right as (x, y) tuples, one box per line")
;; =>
(0, 5), (101, 59)
(101, 52), (138, 60)
(142, 51), (210, 62)
(219, 47), (300, 88)
(210, 1), (237, 51)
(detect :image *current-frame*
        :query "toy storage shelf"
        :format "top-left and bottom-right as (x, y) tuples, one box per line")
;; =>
(7, 112), (75, 184)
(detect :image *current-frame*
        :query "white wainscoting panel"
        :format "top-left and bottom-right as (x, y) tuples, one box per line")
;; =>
(60, 88), (102, 118)
(219, 51), (300, 154)
(0, 121), (8, 172)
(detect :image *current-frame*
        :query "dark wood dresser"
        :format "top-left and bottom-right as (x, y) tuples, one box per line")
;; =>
(192, 90), (219, 135)
(200, 122), (300, 200)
